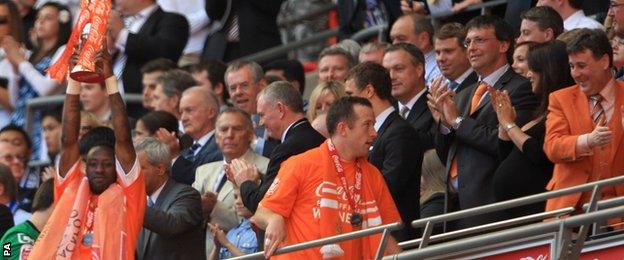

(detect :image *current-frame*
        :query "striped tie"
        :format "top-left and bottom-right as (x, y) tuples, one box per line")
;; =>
(226, 15), (240, 42)
(590, 95), (606, 125)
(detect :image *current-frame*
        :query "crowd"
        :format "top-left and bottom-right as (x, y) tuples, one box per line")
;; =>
(0, 0), (622, 259)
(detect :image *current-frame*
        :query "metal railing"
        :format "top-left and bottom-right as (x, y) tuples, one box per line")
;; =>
(384, 204), (624, 259)
(232, 222), (402, 260)
(277, 3), (337, 28)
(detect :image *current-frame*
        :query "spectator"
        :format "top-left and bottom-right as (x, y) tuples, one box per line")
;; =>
(609, 0), (624, 37)
(543, 29), (624, 220)
(133, 110), (179, 143)
(0, 0), (23, 119)
(251, 96), (402, 259)
(188, 60), (229, 110)
(264, 59), (306, 96)
(0, 150), (30, 225)
(139, 58), (177, 112)
(202, 0), (283, 62)
(78, 111), (103, 139)
(171, 87), (222, 185)
(0, 125), (38, 212)
(337, 0), (402, 40)
(390, 14), (442, 86)
(512, 41), (538, 78)
(136, 137), (205, 260)
(208, 188), (258, 259)
(383, 43), (435, 149)
(433, 23), (478, 94)
(344, 62), (422, 241)
(151, 69), (197, 122)
(0, 178), (53, 260)
(307, 81), (346, 122)
(225, 60), (278, 157)
(230, 82), (325, 213)
(2, 2), (71, 161)
(612, 35), (624, 80)
(107, 0), (189, 116)
(9, 0), (35, 50)
(517, 6), (564, 43)
(80, 82), (111, 124)
(41, 108), (61, 165)
(157, 0), (209, 66)
(317, 46), (355, 83)
(537, 0), (604, 31)
(359, 42), (389, 64)
(492, 40), (573, 219)
(428, 15), (538, 229)
(28, 51), (146, 259)
(193, 108), (269, 256)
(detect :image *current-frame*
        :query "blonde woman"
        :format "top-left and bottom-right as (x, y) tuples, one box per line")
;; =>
(307, 81), (345, 121)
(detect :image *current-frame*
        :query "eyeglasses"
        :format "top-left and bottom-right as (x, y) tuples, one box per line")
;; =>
(463, 37), (495, 48)
(612, 38), (624, 46)
(610, 1), (624, 8)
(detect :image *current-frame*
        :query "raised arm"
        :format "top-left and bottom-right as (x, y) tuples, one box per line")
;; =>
(99, 50), (135, 172)
(58, 50), (83, 177)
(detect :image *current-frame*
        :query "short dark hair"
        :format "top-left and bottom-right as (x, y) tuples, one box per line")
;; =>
(566, 28), (613, 67)
(521, 6), (564, 39)
(0, 124), (31, 150)
(31, 179), (54, 212)
(466, 15), (515, 62)
(156, 69), (198, 98)
(569, 0), (582, 9)
(263, 59), (306, 94)
(385, 43), (425, 81)
(139, 111), (179, 136)
(188, 60), (229, 103)
(0, 164), (16, 201)
(79, 126), (115, 156)
(326, 97), (372, 136)
(434, 22), (468, 49)
(345, 62), (393, 101)
(41, 106), (63, 123)
(140, 58), (177, 74)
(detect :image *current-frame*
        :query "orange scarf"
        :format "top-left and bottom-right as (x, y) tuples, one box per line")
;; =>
(28, 162), (135, 260)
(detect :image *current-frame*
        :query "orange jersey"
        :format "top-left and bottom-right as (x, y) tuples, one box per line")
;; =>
(261, 142), (401, 259)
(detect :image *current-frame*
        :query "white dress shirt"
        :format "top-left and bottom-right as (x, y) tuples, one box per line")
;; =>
(563, 10), (604, 31)
(374, 106), (396, 132)
(157, 0), (210, 55)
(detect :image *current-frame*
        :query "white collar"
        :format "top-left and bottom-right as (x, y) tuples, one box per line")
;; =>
(451, 68), (474, 85)
(564, 10), (585, 29)
(281, 119), (305, 143)
(195, 129), (215, 147)
(398, 88), (427, 110)
(136, 4), (158, 19)
(149, 179), (167, 204)
(374, 106), (395, 132)
(479, 64), (510, 87)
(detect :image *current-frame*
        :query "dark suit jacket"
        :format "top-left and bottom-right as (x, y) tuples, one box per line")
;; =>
(137, 179), (205, 260)
(202, 0), (283, 61)
(435, 68), (538, 228)
(337, 0), (402, 40)
(455, 71), (479, 95)
(172, 134), (223, 185)
(404, 91), (435, 150)
(240, 118), (325, 213)
(368, 111), (423, 241)
(122, 7), (189, 95)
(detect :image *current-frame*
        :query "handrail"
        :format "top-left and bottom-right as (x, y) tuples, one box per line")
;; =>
(582, 196), (624, 211)
(350, 24), (388, 42)
(426, 0), (508, 20)
(384, 205), (624, 259)
(398, 207), (574, 249)
(411, 175), (624, 229)
(23, 93), (143, 140)
(231, 222), (403, 260)
(277, 3), (337, 28)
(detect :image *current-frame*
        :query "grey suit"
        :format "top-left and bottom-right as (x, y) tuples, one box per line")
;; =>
(193, 149), (269, 257)
(137, 179), (205, 260)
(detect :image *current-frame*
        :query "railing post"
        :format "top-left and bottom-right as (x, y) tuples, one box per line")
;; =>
(418, 221), (433, 249)
(374, 228), (391, 260)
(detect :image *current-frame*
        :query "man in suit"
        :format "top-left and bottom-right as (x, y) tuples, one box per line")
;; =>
(390, 14), (442, 86)
(230, 81), (325, 213)
(225, 61), (279, 158)
(202, 0), (283, 62)
(383, 43), (435, 149)
(433, 23), (478, 95)
(344, 62), (423, 241)
(193, 108), (269, 256)
(429, 15), (538, 229)
(108, 0), (189, 103)
(171, 87), (223, 185)
(544, 29), (624, 217)
(136, 138), (204, 260)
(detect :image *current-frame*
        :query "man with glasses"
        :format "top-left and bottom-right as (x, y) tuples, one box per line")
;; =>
(0, 125), (38, 212)
(428, 15), (538, 229)
(610, 0), (624, 37)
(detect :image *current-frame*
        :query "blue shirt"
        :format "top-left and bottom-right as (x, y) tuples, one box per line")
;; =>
(219, 219), (258, 259)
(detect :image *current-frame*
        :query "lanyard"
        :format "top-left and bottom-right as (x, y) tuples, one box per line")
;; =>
(327, 139), (362, 214)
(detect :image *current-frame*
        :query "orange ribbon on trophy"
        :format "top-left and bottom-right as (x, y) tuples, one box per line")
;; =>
(48, 0), (112, 83)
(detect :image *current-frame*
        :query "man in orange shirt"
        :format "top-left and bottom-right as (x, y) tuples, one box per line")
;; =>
(251, 97), (402, 259)
(28, 52), (146, 259)
(544, 29), (624, 214)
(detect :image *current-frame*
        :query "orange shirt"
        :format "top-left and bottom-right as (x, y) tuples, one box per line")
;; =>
(261, 144), (401, 260)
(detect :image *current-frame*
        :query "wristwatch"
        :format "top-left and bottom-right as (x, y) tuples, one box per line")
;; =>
(452, 117), (464, 130)
(503, 123), (517, 132)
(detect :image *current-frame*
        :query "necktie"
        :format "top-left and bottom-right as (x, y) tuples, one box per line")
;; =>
(113, 15), (139, 79)
(449, 82), (489, 182)
(590, 95), (606, 125)
(449, 81), (460, 91)
(470, 82), (489, 115)
(147, 197), (154, 207)
(184, 142), (201, 161)
(215, 172), (228, 193)
(400, 105), (410, 119)
(226, 14), (240, 42)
